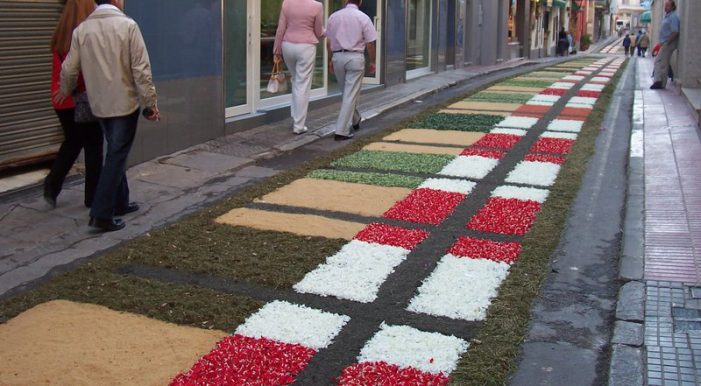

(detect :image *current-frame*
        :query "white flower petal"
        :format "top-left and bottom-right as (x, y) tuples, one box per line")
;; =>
(438, 155), (499, 179)
(541, 131), (578, 140)
(490, 127), (527, 136)
(358, 323), (469, 374)
(496, 116), (539, 129)
(550, 82), (575, 89)
(407, 254), (510, 321)
(419, 178), (476, 194)
(569, 96), (597, 105)
(581, 83), (605, 91)
(505, 161), (561, 187)
(236, 301), (350, 350)
(294, 240), (410, 303)
(565, 103), (594, 109)
(492, 185), (550, 203)
(562, 75), (585, 81)
(547, 119), (583, 133)
(590, 76), (610, 83)
(529, 94), (560, 103)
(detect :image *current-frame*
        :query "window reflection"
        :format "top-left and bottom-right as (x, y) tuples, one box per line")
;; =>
(407, 0), (430, 71)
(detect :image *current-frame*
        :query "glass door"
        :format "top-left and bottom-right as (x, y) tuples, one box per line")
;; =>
(406, 0), (432, 79)
(224, 0), (252, 116)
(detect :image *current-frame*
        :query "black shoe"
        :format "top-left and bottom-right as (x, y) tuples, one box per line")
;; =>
(334, 133), (354, 141)
(650, 82), (663, 89)
(352, 122), (361, 131)
(115, 202), (139, 216)
(89, 217), (126, 232)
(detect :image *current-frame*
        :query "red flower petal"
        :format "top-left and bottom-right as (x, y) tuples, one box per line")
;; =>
(338, 361), (449, 386)
(524, 153), (566, 164)
(576, 90), (601, 98)
(559, 107), (591, 119)
(467, 197), (542, 236)
(530, 138), (575, 154)
(170, 335), (316, 386)
(511, 112), (545, 119)
(541, 88), (568, 96)
(472, 134), (521, 149)
(354, 223), (430, 250)
(448, 236), (522, 264)
(515, 104), (550, 115)
(459, 148), (505, 159)
(384, 188), (466, 225)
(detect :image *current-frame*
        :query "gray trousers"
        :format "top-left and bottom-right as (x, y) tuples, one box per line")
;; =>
(332, 52), (363, 136)
(653, 43), (676, 87)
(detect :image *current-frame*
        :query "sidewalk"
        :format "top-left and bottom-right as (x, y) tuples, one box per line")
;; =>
(0, 57), (564, 299)
(613, 56), (701, 385)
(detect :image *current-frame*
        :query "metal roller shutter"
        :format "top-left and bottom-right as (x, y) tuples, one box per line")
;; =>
(0, 0), (63, 170)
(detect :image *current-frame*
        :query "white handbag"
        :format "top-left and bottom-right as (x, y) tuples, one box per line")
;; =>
(266, 61), (287, 93)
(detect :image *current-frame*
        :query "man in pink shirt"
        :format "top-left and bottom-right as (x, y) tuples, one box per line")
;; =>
(326, 0), (376, 140)
(273, 0), (325, 135)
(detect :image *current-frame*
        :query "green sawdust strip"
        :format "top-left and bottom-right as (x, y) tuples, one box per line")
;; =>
(520, 71), (566, 78)
(408, 113), (504, 131)
(499, 79), (555, 88)
(466, 92), (534, 104)
(331, 150), (454, 174)
(308, 169), (423, 188)
(449, 59), (627, 385)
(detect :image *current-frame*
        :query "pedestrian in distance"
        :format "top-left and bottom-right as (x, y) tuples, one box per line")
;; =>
(56, 0), (160, 232)
(556, 27), (568, 56)
(628, 33), (637, 57)
(651, 0), (680, 89)
(44, 0), (103, 210)
(622, 34), (631, 56)
(273, 0), (325, 135)
(638, 30), (650, 57)
(326, 0), (376, 141)
(636, 29), (643, 56)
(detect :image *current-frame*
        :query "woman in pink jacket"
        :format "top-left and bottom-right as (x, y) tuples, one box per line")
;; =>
(273, 0), (325, 134)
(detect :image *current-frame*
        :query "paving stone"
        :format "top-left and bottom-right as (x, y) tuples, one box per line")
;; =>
(609, 344), (643, 386)
(617, 281), (645, 322)
(612, 321), (643, 346)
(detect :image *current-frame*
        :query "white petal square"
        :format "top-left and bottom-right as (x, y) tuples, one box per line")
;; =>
(407, 254), (510, 321)
(438, 156), (499, 179)
(581, 83), (605, 92)
(294, 240), (410, 303)
(562, 75), (585, 81)
(496, 116), (539, 129)
(490, 127), (527, 136)
(569, 96), (597, 105)
(358, 323), (469, 374)
(526, 100), (554, 106)
(236, 301), (350, 350)
(419, 178), (476, 194)
(565, 102), (593, 109)
(590, 76), (610, 83)
(547, 119), (583, 133)
(550, 82), (575, 89)
(542, 131), (578, 140)
(492, 185), (550, 203)
(505, 161), (561, 187)
(529, 94), (560, 103)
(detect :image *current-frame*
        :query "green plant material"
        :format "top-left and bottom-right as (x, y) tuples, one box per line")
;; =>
(308, 169), (424, 188)
(580, 34), (592, 47)
(520, 71), (566, 78)
(331, 150), (454, 174)
(409, 113), (503, 131)
(467, 92), (534, 104)
(448, 60), (627, 385)
(499, 79), (554, 88)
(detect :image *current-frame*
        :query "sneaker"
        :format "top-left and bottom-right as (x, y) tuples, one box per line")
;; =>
(293, 126), (308, 135)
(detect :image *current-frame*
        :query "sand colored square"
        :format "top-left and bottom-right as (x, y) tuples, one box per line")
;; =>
(216, 208), (367, 240)
(255, 178), (412, 217)
(0, 300), (227, 386)
(447, 101), (521, 112)
(382, 129), (485, 147)
(363, 142), (464, 155)
(438, 109), (509, 116)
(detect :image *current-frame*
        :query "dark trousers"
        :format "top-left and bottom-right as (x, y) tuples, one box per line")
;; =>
(90, 109), (139, 220)
(44, 108), (103, 207)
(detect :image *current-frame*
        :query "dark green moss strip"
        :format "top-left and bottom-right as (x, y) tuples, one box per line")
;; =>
(408, 113), (503, 131)
(466, 92), (534, 104)
(331, 150), (454, 174)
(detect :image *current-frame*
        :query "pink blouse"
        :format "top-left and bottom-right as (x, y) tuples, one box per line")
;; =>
(273, 0), (325, 55)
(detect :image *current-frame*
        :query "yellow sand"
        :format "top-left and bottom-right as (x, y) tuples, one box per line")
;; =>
(364, 142), (464, 155)
(0, 300), (227, 386)
(438, 108), (510, 116)
(255, 178), (412, 217)
(217, 208), (367, 240)
(446, 101), (521, 112)
(383, 129), (484, 147)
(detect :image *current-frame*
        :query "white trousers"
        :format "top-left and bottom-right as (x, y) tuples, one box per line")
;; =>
(282, 42), (316, 130)
(332, 52), (364, 136)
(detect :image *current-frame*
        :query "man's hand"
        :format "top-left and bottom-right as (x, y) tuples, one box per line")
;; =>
(145, 106), (161, 121)
(52, 89), (68, 105)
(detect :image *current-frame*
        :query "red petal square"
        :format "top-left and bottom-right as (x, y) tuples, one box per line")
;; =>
(530, 138), (574, 154)
(354, 223), (430, 250)
(511, 112), (544, 119)
(577, 90), (601, 98)
(467, 197), (542, 236)
(472, 134), (521, 149)
(541, 88), (568, 96)
(338, 362), (449, 386)
(448, 236), (522, 264)
(515, 105), (550, 115)
(460, 148), (505, 159)
(524, 153), (566, 164)
(383, 188), (466, 225)
(559, 107), (591, 119)
(170, 335), (316, 386)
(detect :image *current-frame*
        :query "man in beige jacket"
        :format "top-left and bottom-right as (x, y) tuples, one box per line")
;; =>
(57, 0), (159, 232)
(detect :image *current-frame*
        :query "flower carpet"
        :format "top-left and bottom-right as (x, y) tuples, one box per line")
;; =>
(0, 57), (624, 385)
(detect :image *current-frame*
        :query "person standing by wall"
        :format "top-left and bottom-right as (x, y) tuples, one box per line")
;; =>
(44, 0), (103, 209)
(651, 0), (680, 89)
(57, 0), (160, 232)
(273, 0), (325, 135)
(326, 0), (376, 141)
